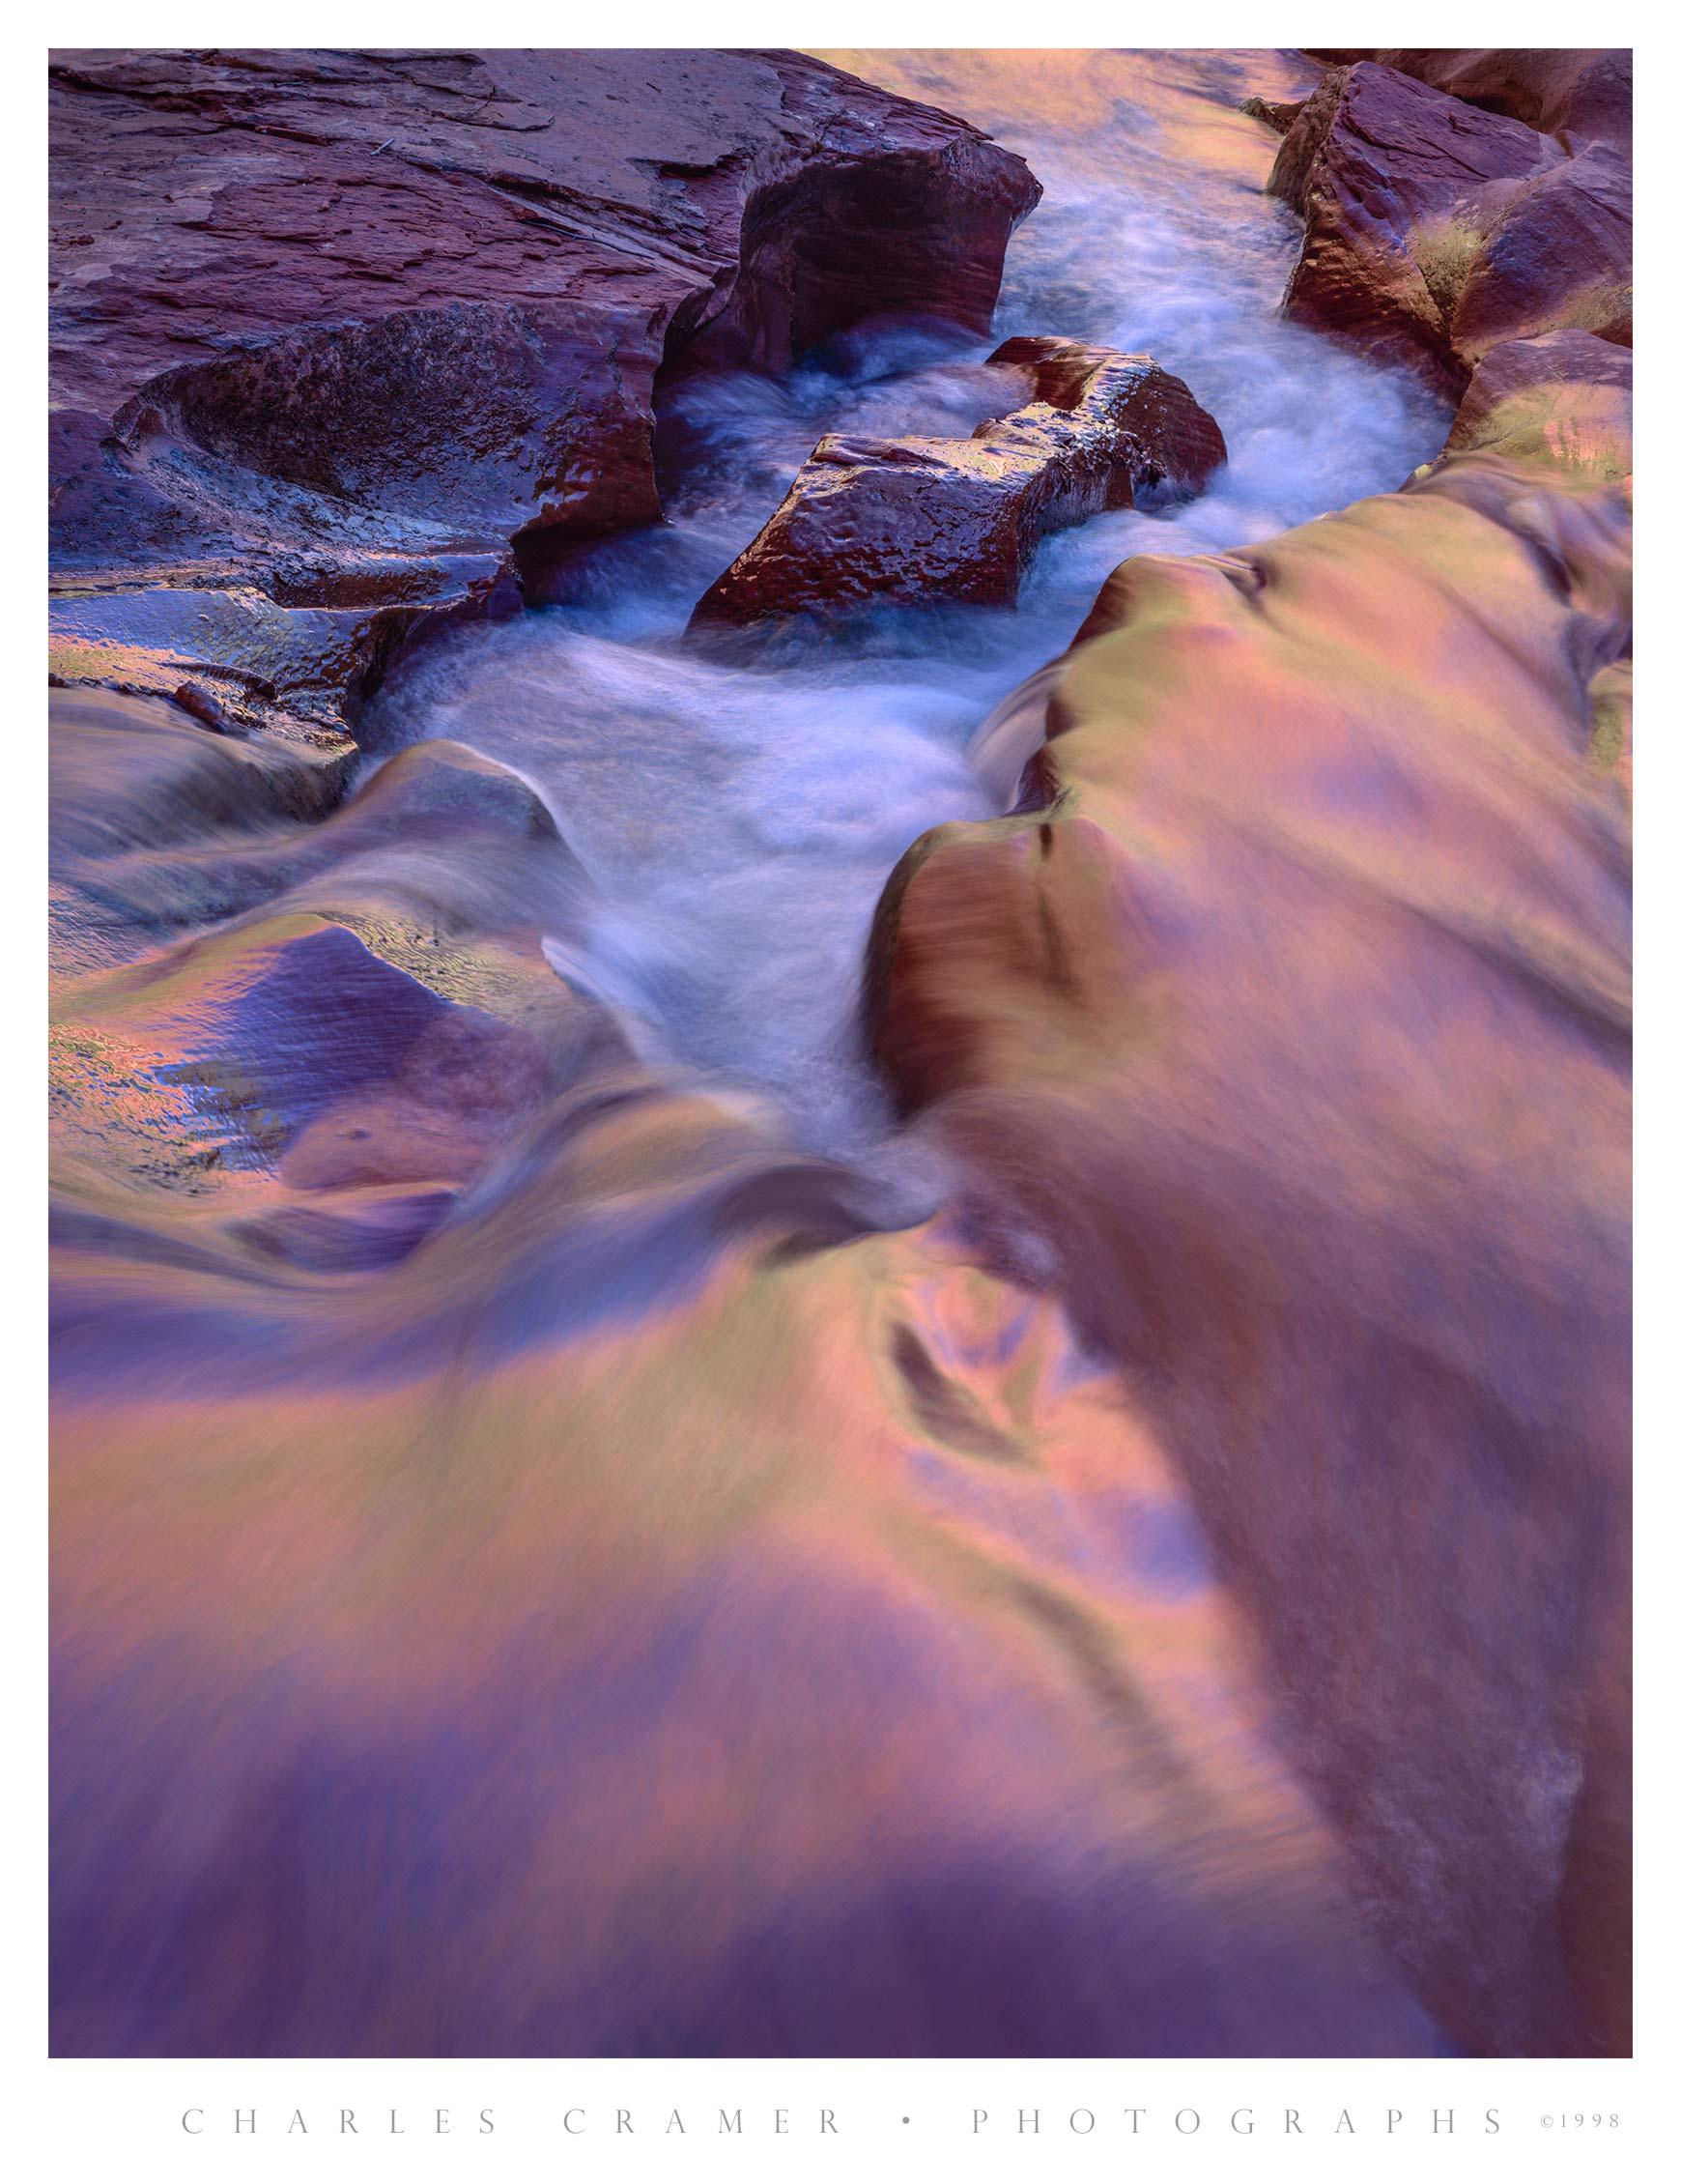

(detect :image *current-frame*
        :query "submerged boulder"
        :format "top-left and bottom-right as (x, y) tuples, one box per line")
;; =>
(52, 911), (552, 1199)
(1269, 63), (1631, 393)
(689, 336), (1225, 633)
(47, 692), (609, 1078)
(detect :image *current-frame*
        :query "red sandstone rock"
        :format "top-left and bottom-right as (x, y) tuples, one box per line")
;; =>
(689, 337), (1225, 632)
(1239, 94), (1303, 135)
(1444, 329), (1632, 479)
(1270, 64), (1631, 392)
(49, 50), (1038, 566)
(867, 449), (1631, 2056)
(49, 49), (1040, 718)
(1306, 48), (1631, 154)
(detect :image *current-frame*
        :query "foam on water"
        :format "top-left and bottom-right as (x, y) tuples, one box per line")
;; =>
(367, 48), (1452, 1164)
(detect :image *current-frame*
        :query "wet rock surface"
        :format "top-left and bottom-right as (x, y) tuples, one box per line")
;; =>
(868, 445), (1632, 2057)
(690, 336), (1226, 632)
(49, 690), (622, 1182)
(47, 46), (1633, 2067)
(1239, 94), (1303, 135)
(49, 47), (1040, 728)
(1269, 62), (1631, 394)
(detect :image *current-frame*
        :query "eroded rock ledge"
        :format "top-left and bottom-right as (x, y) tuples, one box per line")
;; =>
(49, 47), (1041, 736)
(689, 336), (1226, 634)
(864, 444), (1631, 2058)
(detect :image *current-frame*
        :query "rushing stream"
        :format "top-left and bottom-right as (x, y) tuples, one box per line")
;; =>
(363, 48), (1450, 1172)
(51, 46), (1634, 2065)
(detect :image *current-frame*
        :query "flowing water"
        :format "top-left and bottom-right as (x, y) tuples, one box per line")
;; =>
(363, 47), (1451, 1173)
(53, 50), (1632, 2063)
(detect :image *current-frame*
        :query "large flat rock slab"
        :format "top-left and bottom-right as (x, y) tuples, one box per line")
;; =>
(50, 48), (1039, 566)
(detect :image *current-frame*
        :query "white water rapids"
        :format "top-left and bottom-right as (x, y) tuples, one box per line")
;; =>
(362, 48), (1451, 1170)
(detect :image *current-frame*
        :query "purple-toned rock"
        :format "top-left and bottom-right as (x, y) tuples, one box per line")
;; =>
(50, 50), (1038, 571)
(689, 336), (1225, 632)
(1306, 48), (1631, 155)
(865, 448), (1631, 2057)
(1444, 330), (1632, 480)
(50, 903), (576, 1204)
(1270, 63), (1631, 392)
(49, 48), (1041, 716)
